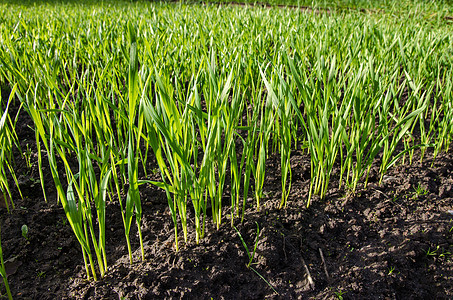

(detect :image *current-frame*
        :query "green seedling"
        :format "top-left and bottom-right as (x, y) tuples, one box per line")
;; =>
(439, 249), (452, 258)
(426, 246), (440, 256)
(426, 245), (452, 259)
(387, 266), (396, 275)
(414, 183), (428, 197)
(21, 224), (29, 240)
(334, 290), (347, 300)
(234, 222), (260, 268)
(23, 144), (32, 169)
(234, 222), (279, 295)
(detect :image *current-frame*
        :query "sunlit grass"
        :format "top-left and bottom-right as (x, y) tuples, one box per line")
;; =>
(0, 0), (451, 280)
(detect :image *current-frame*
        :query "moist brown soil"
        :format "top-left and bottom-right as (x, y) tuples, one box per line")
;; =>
(1, 98), (453, 299)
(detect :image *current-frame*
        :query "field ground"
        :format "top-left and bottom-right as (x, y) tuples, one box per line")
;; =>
(0, 99), (451, 299)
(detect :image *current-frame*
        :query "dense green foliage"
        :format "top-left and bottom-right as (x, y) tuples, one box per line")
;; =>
(0, 0), (452, 282)
(204, 0), (453, 13)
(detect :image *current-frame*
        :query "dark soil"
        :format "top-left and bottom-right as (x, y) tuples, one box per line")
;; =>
(1, 98), (453, 299)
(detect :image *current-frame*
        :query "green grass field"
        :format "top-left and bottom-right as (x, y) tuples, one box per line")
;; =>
(0, 0), (452, 294)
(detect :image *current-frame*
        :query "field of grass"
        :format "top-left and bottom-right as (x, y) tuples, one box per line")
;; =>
(0, 0), (452, 298)
(204, 0), (453, 13)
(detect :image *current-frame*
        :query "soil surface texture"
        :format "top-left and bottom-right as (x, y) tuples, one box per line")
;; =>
(1, 99), (453, 299)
